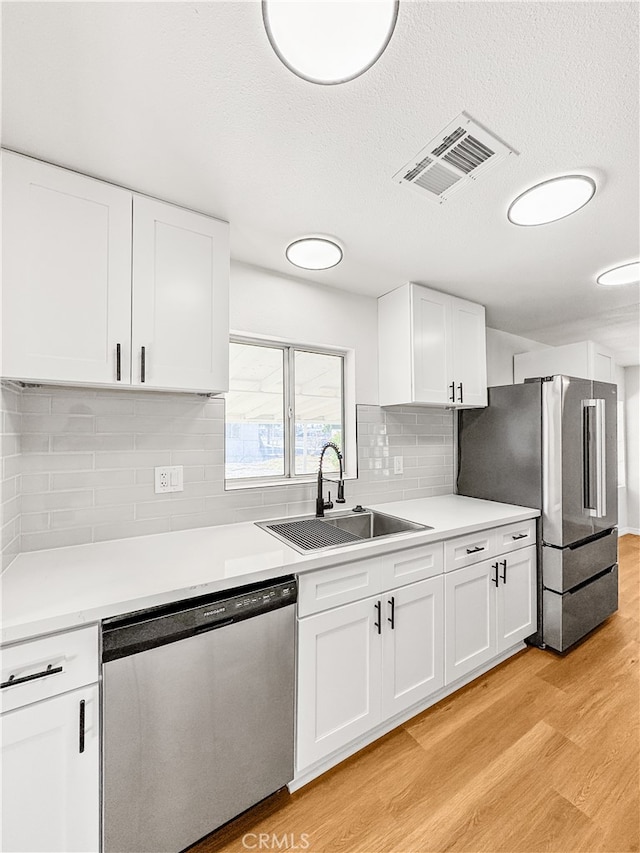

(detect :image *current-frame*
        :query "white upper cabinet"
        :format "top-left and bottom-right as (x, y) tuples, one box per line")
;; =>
(132, 196), (229, 392)
(378, 283), (487, 408)
(514, 340), (616, 385)
(2, 151), (132, 386)
(450, 298), (487, 406)
(411, 286), (451, 405)
(1, 151), (230, 394)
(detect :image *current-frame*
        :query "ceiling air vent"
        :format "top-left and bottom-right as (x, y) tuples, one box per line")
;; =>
(393, 112), (518, 203)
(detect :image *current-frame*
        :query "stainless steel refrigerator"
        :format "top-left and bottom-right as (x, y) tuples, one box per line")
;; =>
(457, 375), (618, 652)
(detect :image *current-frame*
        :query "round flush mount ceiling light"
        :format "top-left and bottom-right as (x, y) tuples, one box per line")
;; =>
(596, 261), (639, 287)
(285, 237), (343, 270)
(507, 175), (596, 226)
(263, 1), (399, 85)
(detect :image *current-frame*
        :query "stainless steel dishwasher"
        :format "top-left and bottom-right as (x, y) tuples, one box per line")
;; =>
(101, 576), (297, 853)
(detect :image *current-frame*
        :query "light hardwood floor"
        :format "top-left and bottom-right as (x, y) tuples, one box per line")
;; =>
(195, 535), (639, 853)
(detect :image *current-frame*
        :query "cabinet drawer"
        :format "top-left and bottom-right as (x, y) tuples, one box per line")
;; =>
(543, 565), (618, 652)
(1, 625), (99, 714)
(298, 558), (383, 617)
(495, 519), (536, 554)
(382, 542), (443, 589)
(444, 529), (497, 572)
(543, 528), (617, 594)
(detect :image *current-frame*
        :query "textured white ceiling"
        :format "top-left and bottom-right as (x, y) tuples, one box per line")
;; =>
(2, 1), (639, 364)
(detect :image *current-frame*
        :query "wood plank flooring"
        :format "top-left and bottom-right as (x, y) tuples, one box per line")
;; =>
(194, 535), (639, 853)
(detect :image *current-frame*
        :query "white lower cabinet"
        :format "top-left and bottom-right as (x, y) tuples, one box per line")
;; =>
(381, 577), (444, 719)
(0, 625), (99, 853)
(296, 575), (444, 771)
(444, 559), (497, 684)
(297, 596), (383, 769)
(1, 684), (100, 853)
(496, 545), (537, 652)
(445, 545), (536, 684)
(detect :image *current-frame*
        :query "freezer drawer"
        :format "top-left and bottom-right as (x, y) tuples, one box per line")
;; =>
(542, 528), (618, 593)
(543, 565), (618, 652)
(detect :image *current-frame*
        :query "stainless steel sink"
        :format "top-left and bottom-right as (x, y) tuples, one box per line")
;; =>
(256, 508), (431, 554)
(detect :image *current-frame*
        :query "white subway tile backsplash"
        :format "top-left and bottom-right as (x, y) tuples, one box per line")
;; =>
(136, 497), (206, 520)
(20, 527), (94, 552)
(51, 505), (134, 529)
(21, 490), (94, 513)
(94, 450), (172, 469)
(93, 518), (172, 542)
(94, 485), (156, 506)
(51, 396), (135, 416)
(236, 504), (289, 523)
(21, 453), (93, 472)
(51, 470), (135, 491)
(22, 414), (94, 434)
(183, 466), (206, 484)
(19, 473), (51, 494)
(20, 435), (52, 453)
(1, 384), (22, 571)
(20, 512), (52, 533)
(0, 384), (454, 557)
(170, 450), (224, 467)
(133, 433), (209, 451)
(52, 434), (136, 452)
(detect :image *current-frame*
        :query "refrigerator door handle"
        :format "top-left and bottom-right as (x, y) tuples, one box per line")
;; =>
(582, 399), (607, 518)
(582, 400), (594, 513)
(593, 398), (606, 518)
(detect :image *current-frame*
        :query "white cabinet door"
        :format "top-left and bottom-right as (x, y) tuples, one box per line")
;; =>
(496, 545), (537, 652)
(378, 283), (487, 408)
(411, 285), (452, 405)
(451, 298), (487, 407)
(1, 684), (99, 853)
(382, 576), (444, 719)
(132, 196), (229, 393)
(296, 597), (382, 770)
(2, 151), (132, 386)
(445, 559), (497, 684)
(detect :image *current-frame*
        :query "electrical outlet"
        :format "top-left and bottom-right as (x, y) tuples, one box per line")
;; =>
(393, 456), (403, 475)
(155, 465), (184, 494)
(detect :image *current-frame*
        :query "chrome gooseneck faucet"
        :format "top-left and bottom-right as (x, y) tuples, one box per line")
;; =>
(316, 442), (345, 518)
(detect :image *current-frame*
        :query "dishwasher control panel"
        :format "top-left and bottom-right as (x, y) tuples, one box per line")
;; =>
(196, 579), (296, 627)
(102, 577), (297, 662)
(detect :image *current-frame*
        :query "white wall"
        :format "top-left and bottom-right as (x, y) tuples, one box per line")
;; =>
(624, 365), (640, 535)
(485, 328), (549, 386)
(230, 262), (378, 404)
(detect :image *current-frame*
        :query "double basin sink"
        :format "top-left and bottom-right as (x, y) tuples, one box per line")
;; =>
(256, 507), (431, 554)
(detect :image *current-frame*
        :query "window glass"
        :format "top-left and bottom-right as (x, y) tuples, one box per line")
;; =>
(225, 340), (345, 482)
(225, 343), (285, 480)
(294, 350), (343, 475)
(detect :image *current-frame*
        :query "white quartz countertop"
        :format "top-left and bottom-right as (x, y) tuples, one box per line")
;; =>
(1, 495), (538, 644)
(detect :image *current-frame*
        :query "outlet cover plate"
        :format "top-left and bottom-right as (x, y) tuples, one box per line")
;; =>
(155, 465), (184, 494)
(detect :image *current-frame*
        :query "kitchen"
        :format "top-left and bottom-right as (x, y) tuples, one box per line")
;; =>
(1, 2), (639, 852)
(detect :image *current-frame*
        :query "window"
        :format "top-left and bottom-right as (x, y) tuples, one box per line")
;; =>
(225, 339), (345, 482)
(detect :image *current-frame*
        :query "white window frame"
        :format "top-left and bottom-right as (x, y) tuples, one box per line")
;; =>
(225, 333), (357, 489)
